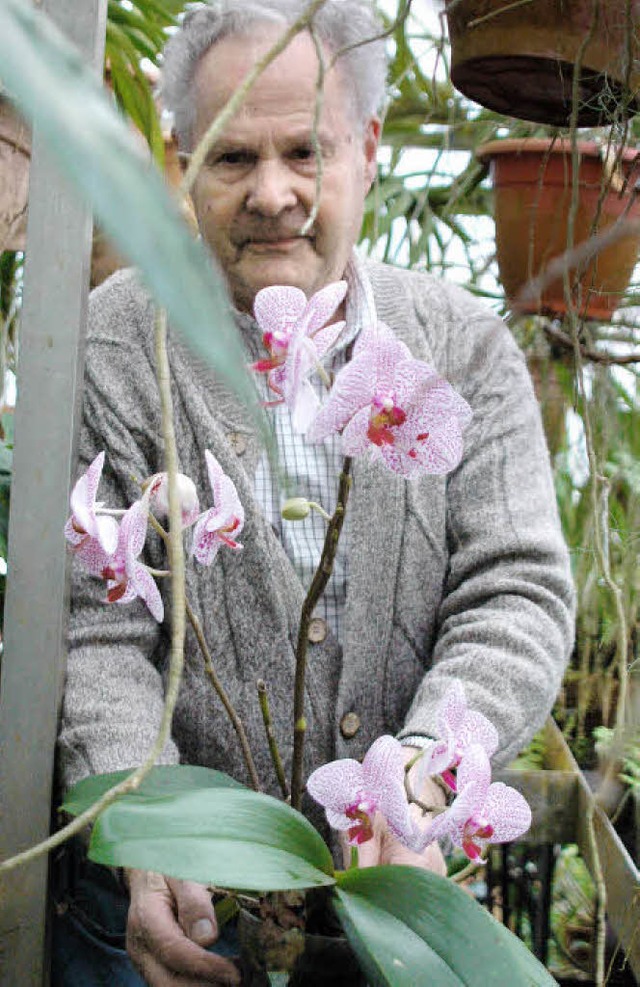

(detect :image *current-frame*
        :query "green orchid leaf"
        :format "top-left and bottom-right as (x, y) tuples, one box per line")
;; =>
(334, 866), (558, 987)
(64, 772), (335, 890)
(0, 0), (259, 419)
(61, 764), (244, 816)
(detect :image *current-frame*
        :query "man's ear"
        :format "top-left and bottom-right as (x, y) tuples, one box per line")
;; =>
(363, 116), (381, 192)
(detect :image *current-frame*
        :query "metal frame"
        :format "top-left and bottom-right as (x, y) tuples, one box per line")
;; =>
(0, 2), (107, 983)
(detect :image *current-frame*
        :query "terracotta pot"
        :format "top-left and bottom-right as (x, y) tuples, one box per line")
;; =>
(237, 907), (366, 987)
(477, 138), (640, 321)
(445, 0), (640, 127)
(0, 97), (30, 252)
(0, 93), (197, 285)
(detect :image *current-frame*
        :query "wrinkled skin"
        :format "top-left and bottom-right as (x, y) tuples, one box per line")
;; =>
(190, 28), (379, 313)
(126, 870), (240, 986)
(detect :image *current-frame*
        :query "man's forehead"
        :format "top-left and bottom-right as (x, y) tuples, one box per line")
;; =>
(193, 28), (350, 120)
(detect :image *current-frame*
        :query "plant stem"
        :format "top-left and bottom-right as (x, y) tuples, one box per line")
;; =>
(146, 512), (261, 793)
(451, 859), (485, 885)
(257, 679), (289, 799)
(185, 599), (261, 792)
(290, 456), (352, 810)
(0, 308), (186, 874)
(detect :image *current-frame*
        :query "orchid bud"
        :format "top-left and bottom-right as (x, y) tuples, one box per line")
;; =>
(146, 472), (200, 526)
(281, 497), (311, 521)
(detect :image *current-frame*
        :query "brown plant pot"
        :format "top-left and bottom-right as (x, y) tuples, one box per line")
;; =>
(445, 0), (640, 127)
(0, 95), (197, 284)
(477, 138), (640, 321)
(237, 907), (366, 987)
(0, 96), (30, 252)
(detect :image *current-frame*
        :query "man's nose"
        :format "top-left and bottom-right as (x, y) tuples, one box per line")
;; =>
(245, 160), (298, 216)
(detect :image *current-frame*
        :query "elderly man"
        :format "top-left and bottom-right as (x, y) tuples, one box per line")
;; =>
(54, 1), (575, 984)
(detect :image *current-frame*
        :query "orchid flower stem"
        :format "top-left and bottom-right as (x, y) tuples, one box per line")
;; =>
(350, 845), (359, 869)
(185, 601), (261, 792)
(404, 750), (423, 773)
(308, 501), (331, 522)
(451, 859), (486, 885)
(315, 362), (332, 388)
(145, 567), (171, 578)
(290, 456), (352, 811)
(0, 309), (187, 875)
(95, 507), (126, 517)
(256, 679), (289, 799)
(299, 23), (325, 238)
(180, 0), (330, 199)
(403, 767), (444, 817)
(145, 514), (260, 790)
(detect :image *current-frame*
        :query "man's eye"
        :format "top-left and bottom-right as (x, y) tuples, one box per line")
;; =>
(290, 146), (316, 162)
(215, 151), (254, 167)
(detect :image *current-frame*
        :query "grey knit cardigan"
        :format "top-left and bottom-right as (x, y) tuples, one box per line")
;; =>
(58, 261), (575, 816)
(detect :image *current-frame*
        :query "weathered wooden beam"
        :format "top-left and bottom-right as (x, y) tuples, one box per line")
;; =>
(497, 718), (640, 981)
(0, 2), (107, 984)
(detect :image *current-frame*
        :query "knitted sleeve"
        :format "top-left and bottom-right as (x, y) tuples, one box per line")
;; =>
(398, 274), (576, 766)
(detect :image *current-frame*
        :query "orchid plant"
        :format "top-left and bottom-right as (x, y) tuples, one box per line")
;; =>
(62, 284), (555, 986)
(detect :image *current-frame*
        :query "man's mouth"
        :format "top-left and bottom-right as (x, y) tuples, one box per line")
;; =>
(244, 235), (312, 252)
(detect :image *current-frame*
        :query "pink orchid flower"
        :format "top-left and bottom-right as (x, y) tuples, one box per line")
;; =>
(192, 450), (245, 566)
(306, 735), (416, 848)
(307, 328), (472, 478)
(145, 471), (200, 528)
(65, 452), (119, 565)
(102, 499), (164, 623)
(252, 282), (347, 432)
(418, 682), (499, 793)
(418, 744), (531, 861)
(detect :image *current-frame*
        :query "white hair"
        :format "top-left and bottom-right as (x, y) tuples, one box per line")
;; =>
(161, 0), (388, 149)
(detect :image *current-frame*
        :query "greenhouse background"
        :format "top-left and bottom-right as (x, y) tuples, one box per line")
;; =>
(0, 0), (639, 984)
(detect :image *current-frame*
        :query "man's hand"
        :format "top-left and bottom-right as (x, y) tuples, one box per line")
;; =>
(345, 746), (447, 876)
(125, 869), (241, 986)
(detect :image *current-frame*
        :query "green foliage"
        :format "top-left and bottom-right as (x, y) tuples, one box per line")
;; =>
(593, 725), (640, 792)
(105, 0), (186, 164)
(553, 366), (640, 751)
(61, 764), (244, 815)
(63, 767), (335, 891)
(334, 866), (558, 986)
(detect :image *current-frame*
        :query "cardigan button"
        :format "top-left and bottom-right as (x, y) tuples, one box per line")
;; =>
(307, 617), (327, 643)
(340, 712), (361, 739)
(228, 431), (247, 455)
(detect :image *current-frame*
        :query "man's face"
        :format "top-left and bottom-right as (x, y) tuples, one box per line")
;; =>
(190, 29), (380, 313)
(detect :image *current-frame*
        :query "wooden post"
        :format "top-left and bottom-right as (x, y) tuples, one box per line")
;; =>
(0, 1), (106, 984)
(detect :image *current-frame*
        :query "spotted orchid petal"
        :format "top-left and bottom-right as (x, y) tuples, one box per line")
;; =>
(104, 499), (164, 623)
(65, 451), (119, 556)
(307, 735), (416, 848)
(300, 280), (347, 335)
(418, 684), (499, 790)
(417, 745), (531, 859)
(308, 326), (472, 478)
(254, 285), (307, 349)
(252, 283), (347, 432)
(192, 451), (244, 566)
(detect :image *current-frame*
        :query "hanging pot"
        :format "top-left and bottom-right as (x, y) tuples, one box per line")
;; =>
(477, 138), (640, 321)
(445, 0), (640, 127)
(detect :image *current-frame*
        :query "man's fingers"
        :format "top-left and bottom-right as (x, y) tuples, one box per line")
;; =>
(168, 876), (219, 946)
(127, 871), (240, 985)
(132, 947), (240, 987)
